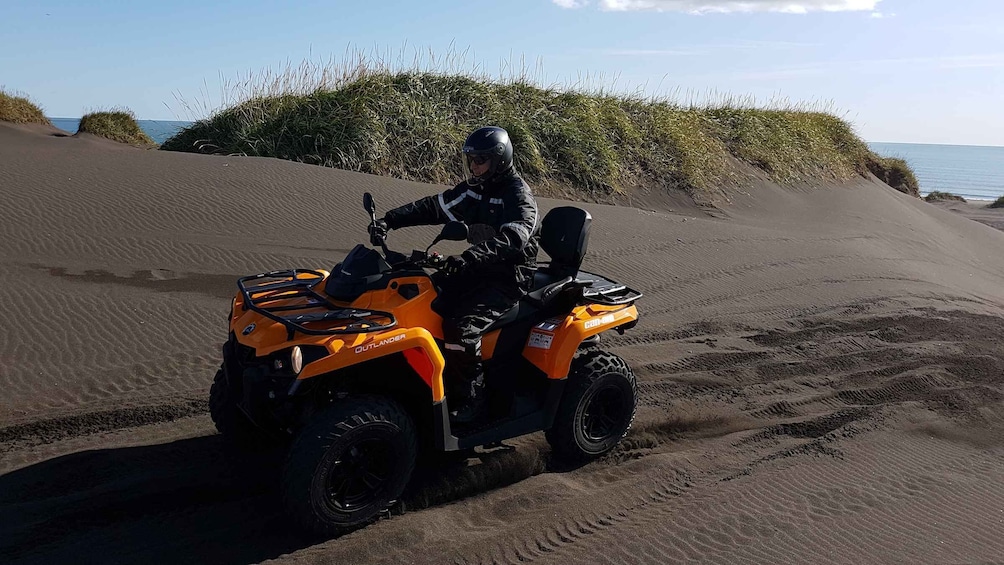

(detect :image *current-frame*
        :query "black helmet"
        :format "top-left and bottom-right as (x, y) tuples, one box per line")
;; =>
(462, 126), (514, 185)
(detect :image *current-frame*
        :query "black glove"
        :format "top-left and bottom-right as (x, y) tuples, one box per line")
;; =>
(443, 255), (467, 277)
(368, 218), (389, 247)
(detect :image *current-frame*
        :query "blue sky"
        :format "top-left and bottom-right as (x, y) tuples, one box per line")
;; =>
(2, 0), (1001, 145)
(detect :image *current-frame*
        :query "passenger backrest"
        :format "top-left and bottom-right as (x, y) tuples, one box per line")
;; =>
(539, 206), (591, 278)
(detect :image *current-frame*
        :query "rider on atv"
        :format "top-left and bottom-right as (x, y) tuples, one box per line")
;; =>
(368, 126), (538, 421)
(214, 148), (642, 536)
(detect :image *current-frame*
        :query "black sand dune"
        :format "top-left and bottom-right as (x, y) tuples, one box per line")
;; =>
(2, 122), (1004, 564)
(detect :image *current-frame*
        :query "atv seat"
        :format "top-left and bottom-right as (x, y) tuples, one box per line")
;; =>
(485, 207), (592, 332)
(523, 205), (592, 309)
(484, 298), (539, 331)
(536, 206), (591, 280)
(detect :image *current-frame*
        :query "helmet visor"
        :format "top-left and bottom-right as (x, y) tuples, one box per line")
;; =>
(463, 149), (496, 184)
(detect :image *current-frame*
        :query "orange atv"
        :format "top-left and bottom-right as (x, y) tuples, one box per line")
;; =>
(210, 192), (641, 537)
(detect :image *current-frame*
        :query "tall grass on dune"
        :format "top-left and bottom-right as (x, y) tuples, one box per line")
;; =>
(866, 155), (920, 197)
(163, 51), (919, 203)
(77, 109), (156, 146)
(989, 196), (1004, 209)
(0, 88), (52, 125)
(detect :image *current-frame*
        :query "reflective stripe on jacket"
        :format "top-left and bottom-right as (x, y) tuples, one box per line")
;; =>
(383, 171), (540, 291)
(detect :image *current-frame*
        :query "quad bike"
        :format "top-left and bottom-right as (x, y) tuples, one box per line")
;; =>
(210, 191), (642, 537)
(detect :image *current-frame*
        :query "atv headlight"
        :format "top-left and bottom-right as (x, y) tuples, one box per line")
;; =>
(291, 346), (303, 375)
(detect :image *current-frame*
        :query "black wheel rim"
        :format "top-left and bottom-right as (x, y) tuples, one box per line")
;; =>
(581, 383), (629, 443)
(324, 438), (395, 512)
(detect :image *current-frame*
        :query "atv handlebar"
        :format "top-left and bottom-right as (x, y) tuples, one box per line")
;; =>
(362, 192), (461, 273)
(391, 249), (446, 271)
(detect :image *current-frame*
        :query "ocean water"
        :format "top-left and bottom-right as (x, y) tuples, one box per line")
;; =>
(869, 142), (1004, 201)
(48, 117), (191, 145)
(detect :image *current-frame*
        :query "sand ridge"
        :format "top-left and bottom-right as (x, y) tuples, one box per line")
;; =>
(2, 123), (1004, 564)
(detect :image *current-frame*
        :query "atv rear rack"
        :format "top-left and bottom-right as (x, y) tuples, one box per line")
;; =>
(577, 271), (643, 306)
(238, 269), (396, 340)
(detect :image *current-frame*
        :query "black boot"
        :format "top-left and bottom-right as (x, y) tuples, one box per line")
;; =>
(450, 364), (486, 424)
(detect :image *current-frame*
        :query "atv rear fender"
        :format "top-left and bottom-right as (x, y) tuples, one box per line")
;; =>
(522, 303), (639, 379)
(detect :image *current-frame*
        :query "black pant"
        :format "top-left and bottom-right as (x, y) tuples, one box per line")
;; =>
(435, 281), (519, 358)
(433, 276), (523, 404)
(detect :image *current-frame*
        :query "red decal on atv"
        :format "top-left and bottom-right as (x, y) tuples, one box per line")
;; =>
(403, 347), (435, 388)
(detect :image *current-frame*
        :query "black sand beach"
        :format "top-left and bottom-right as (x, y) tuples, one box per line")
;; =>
(3, 122), (1004, 564)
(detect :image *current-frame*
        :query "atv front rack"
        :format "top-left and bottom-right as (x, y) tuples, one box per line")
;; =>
(237, 269), (396, 340)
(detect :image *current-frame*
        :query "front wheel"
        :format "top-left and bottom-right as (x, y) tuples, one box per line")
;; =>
(281, 396), (417, 538)
(546, 351), (637, 462)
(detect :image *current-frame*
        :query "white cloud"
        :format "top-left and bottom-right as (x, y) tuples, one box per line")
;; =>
(554, 0), (882, 13)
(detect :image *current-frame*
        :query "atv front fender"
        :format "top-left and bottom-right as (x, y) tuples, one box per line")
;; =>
(296, 328), (447, 401)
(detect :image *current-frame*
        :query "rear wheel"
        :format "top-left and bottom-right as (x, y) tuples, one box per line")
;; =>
(209, 366), (263, 446)
(546, 351), (637, 462)
(282, 396), (417, 538)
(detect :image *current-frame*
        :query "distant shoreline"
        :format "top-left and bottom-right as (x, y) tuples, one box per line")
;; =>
(869, 141), (1004, 201)
(871, 140), (1003, 149)
(47, 117), (192, 145)
(47, 117), (192, 124)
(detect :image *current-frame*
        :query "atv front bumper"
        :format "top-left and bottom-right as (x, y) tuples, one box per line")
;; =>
(223, 333), (302, 433)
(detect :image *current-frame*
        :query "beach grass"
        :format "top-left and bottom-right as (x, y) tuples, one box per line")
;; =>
(865, 155), (920, 197)
(163, 52), (918, 203)
(989, 196), (1004, 209)
(925, 191), (966, 203)
(0, 88), (52, 125)
(77, 110), (156, 146)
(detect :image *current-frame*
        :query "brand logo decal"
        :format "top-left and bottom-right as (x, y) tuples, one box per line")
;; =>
(242, 323), (256, 335)
(354, 333), (406, 354)
(584, 314), (616, 330)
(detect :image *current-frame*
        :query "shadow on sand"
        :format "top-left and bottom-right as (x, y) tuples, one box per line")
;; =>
(0, 434), (554, 565)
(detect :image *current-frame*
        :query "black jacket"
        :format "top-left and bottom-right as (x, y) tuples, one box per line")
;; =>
(384, 171), (539, 293)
